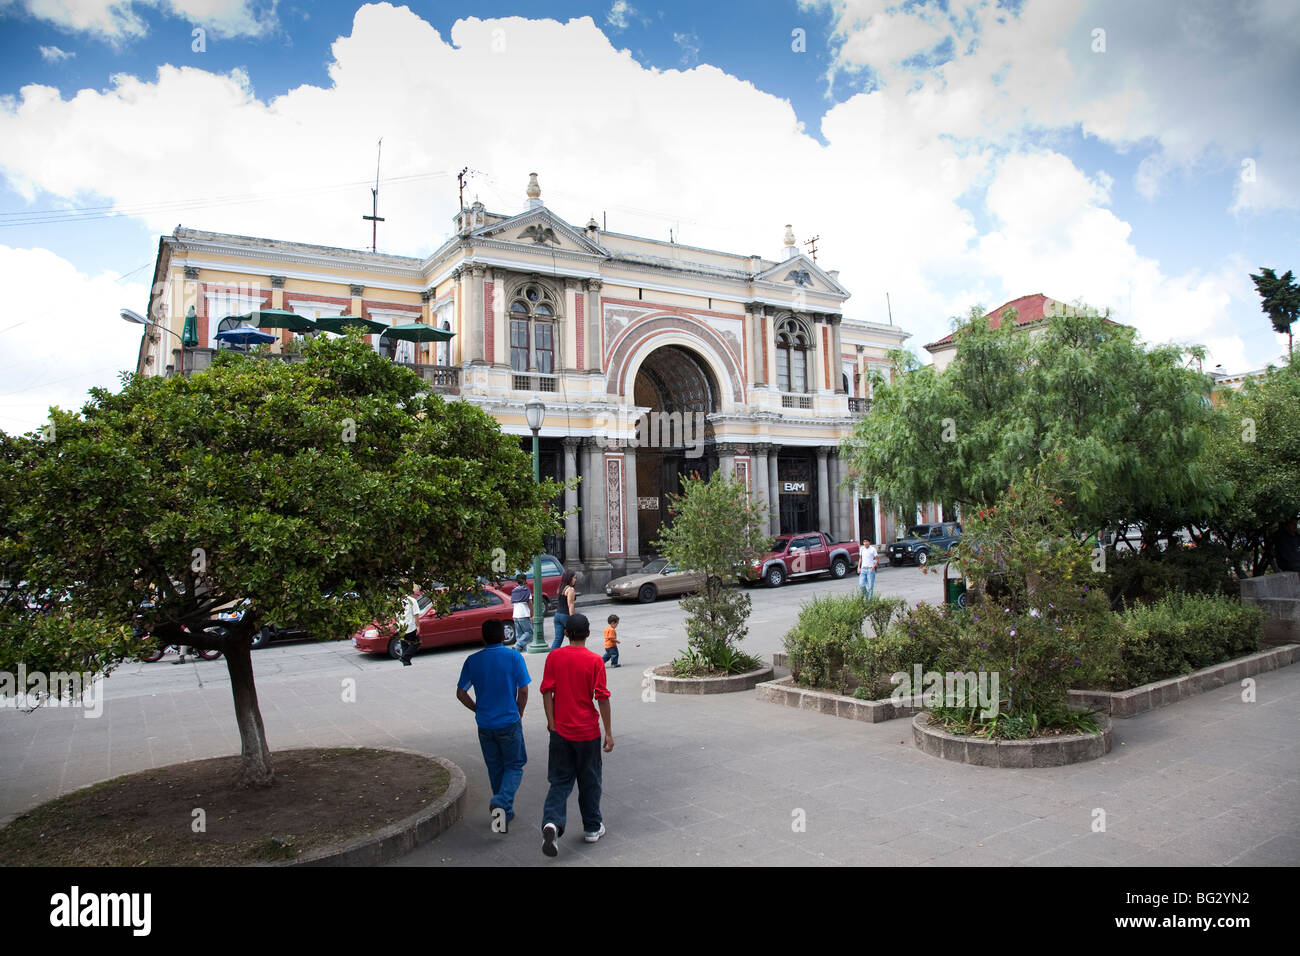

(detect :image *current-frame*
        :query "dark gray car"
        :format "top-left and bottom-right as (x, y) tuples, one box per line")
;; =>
(887, 522), (962, 567)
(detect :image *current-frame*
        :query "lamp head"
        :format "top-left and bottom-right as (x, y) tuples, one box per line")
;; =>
(120, 308), (147, 325)
(524, 396), (546, 432)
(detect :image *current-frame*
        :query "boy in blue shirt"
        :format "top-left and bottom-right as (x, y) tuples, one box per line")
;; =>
(457, 618), (532, 832)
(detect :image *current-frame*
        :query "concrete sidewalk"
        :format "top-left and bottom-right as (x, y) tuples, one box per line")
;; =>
(2, 618), (1297, 866)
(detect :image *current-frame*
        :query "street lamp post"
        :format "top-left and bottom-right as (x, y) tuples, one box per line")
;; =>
(121, 307), (185, 375)
(524, 397), (549, 654)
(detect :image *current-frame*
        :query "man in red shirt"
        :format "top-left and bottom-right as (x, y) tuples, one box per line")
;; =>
(539, 612), (614, 857)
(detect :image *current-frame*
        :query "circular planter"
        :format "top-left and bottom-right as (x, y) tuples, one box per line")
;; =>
(644, 663), (774, 695)
(277, 753), (466, 866)
(911, 713), (1112, 768)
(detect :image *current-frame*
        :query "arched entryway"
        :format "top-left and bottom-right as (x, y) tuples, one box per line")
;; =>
(632, 345), (718, 556)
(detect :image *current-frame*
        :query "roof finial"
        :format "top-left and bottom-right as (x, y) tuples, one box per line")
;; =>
(783, 224), (797, 260)
(526, 172), (542, 209)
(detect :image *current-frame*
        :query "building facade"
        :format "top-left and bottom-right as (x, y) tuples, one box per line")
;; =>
(136, 174), (912, 588)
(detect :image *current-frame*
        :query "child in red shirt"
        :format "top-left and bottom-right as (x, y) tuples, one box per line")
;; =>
(539, 613), (613, 857)
(602, 614), (621, 668)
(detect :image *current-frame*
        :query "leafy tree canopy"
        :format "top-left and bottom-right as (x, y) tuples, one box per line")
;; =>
(1249, 266), (1299, 354)
(0, 334), (560, 784)
(842, 310), (1225, 534)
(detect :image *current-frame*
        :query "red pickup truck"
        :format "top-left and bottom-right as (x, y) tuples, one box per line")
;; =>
(743, 532), (861, 588)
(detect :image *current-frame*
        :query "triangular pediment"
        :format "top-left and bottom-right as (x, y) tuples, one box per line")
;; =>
(755, 254), (846, 296)
(470, 207), (609, 258)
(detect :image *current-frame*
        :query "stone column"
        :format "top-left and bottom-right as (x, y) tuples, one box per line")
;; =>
(752, 442), (771, 530)
(816, 446), (831, 532)
(450, 268), (464, 366)
(827, 450), (840, 541)
(580, 438), (611, 578)
(717, 442), (737, 481)
(767, 447), (780, 535)
(562, 437), (580, 566)
(746, 302), (766, 386)
(830, 315), (845, 393)
(624, 447), (639, 565)
(585, 279), (603, 373)
(470, 264), (486, 364)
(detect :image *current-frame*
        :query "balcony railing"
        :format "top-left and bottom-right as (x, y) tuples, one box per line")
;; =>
(848, 397), (871, 414)
(512, 373), (558, 393)
(169, 348), (460, 394)
(781, 393), (813, 410)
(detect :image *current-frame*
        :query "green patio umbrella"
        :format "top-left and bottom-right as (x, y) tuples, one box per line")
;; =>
(180, 305), (199, 348)
(378, 321), (455, 343)
(225, 308), (317, 333)
(314, 314), (388, 334)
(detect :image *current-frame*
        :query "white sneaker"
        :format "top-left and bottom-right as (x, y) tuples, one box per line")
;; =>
(542, 822), (558, 857)
(583, 823), (606, 843)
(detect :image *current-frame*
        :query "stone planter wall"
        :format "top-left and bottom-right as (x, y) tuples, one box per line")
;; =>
(1068, 644), (1298, 718)
(911, 713), (1112, 767)
(644, 664), (774, 695)
(754, 675), (923, 723)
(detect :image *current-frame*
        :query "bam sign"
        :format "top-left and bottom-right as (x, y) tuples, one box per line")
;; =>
(782, 481), (809, 494)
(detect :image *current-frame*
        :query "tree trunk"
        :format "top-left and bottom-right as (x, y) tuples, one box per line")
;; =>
(223, 628), (275, 788)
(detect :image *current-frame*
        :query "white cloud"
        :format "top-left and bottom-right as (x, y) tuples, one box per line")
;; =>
(0, 245), (147, 435)
(672, 29), (699, 66)
(37, 44), (75, 63)
(605, 1), (635, 31)
(0, 2), (1281, 388)
(4, 0), (275, 40)
(806, 0), (1300, 213)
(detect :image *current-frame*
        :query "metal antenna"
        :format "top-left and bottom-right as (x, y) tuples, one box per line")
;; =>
(804, 234), (820, 262)
(363, 138), (385, 252)
(457, 167), (469, 216)
(886, 292), (894, 326)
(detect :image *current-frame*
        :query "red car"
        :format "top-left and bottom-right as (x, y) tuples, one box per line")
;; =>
(351, 586), (516, 658)
(493, 554), (565, 613)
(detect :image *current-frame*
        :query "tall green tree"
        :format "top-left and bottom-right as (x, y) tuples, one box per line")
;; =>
(1204, 361), (1300, 574)
(654, 471), (770, 675)
(842, 310), (1225, 536)
(1249, 267), (1299, 356)
(0, 335), (560, 787)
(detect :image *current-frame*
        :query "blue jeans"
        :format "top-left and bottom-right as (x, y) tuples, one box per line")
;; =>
(859, 567), (876, 599)
(478, 720), (527, 821)
(542, 731), (602, 836)
(552, 612), (570, 650)
(513, 616), (533, 649)
(602, 645), (619, 666)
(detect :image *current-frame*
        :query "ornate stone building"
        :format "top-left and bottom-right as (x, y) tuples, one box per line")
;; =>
(136, 174), (911, 588)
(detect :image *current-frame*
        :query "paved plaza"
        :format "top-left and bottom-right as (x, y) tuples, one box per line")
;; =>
(3, 567), (1297, 866)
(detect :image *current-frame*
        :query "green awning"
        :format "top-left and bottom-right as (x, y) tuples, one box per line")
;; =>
(315, 314), (388, 334)
(225, 308), (317, 333)
(379, 322), (455, 343)
(180, 305), (199, 348)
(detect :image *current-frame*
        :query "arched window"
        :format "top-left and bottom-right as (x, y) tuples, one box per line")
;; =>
(776, 316), (810, 393)
(509, 281), (559, 373)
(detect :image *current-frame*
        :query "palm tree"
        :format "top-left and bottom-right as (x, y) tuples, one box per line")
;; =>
(1250, 267), (1299, 356)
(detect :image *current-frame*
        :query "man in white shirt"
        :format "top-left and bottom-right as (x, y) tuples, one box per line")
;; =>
(510, 572), (533, 652)
(859, 539), (878, 599)
(399, 584), (422, 666)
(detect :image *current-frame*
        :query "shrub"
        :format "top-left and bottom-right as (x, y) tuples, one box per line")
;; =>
(783, 593), (871, 694)
(1101, 542), (1237, 608)
(855, 602), (955, 699)
(1110, 593), (1263, 688)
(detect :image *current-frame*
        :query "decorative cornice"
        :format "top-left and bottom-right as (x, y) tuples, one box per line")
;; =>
(470, 263), (487, 277)
(586, 278), (603, 293)
(349, 284), (365, 297)
(420, 289), (435, 302)
(183, 266), (200, 280)
(270, 275), (286, 289)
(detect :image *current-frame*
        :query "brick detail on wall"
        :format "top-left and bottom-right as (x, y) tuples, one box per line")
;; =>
(822, 326), (831, 390)
(575, 293), (585, 369)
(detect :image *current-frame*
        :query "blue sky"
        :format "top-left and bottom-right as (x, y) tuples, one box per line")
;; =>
(0, 0), (1297, 431)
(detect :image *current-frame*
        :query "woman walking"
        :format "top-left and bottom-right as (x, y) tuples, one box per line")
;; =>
(551, 571), (578, 651)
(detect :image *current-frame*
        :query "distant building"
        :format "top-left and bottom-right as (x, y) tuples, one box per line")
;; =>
(924, 293), (1103, 372)
(133, 174), (912, 586)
